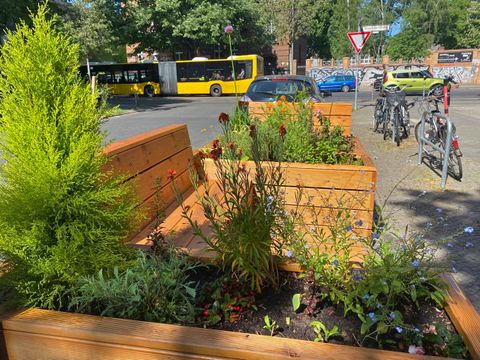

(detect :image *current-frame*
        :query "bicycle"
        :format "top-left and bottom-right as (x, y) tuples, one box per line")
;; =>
(382, 86), (413, 146)
(373, 96), (387, 132)
(415, 100), (462, 181)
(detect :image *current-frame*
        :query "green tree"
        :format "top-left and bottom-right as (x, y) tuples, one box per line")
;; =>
(0, 5), (138, 309)
(327, 0), (361, 59)
(454, 0), (480, 48)
(123, 0), (272, 57)
(59, 0), (126, 61)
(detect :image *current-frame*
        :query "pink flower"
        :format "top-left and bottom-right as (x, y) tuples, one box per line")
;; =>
(224, 25), (234, 34)
(408, 345), (426, 355)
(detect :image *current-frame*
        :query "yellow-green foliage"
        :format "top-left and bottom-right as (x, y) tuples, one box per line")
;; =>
(0, 5), (138, 309)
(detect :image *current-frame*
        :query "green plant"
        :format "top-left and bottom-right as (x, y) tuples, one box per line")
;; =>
(292, 293), (301, 312)
(175, 125), (289, 293)
(419, 323), (468, 359)
(310, 320), (339, 342)
(0, 5), (139, 309)
(263, 315), (279, 336)
(68, 248), (199, 323)
(197, 274), (257, 324)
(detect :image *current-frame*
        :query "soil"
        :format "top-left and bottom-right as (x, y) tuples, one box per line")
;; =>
(194, 269), (459, 356)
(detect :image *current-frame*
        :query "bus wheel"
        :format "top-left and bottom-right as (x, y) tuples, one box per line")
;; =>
(144, 85), (155, 97)
(210, 84), (222, 97)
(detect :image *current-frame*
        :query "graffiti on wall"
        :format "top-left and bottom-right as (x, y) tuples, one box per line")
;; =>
(431, 66), (477, 84)
(308, 65), (427, 86)
(308, 64), (478, 86)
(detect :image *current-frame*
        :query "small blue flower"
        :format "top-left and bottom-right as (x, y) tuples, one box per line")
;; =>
(372, 232), (379, 240)
(353, 273), (363, 282)
(452, 266), (457, 273)
(438, 216), (445, 222)
(411, 260), (420, 268)
(346, 225), (353, 232)
(465, 242), (474, 248)
(410, 284), (416, 290)
(355, 219), (363, 227)
(332, 259), (339, 267)
(447, 243), (454, 248)
(419, 277), (427, 282)
(376, 303), (382, 309)
(401, 245), (407, 251)
(368, 312), (377, 322)
(435, 208), (443, 213)
(363, 294), (370, 300)
(414, 327), (420, 333)
(395, 326), (403, 334)
(285, 250), (293, 258)
(464, 226), (474, 234)
(389, 312), (396, 319)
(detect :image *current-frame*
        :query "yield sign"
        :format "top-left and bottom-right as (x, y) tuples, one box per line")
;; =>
(347, 31), (371, 53)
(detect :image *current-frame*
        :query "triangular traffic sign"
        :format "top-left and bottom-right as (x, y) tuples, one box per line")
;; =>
(347, 31), (371, 53)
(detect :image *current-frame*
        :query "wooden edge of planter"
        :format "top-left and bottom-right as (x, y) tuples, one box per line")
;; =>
(103, 124), (188, 156)
(0, 308), (450, 360)
(441, 273), (480, 360)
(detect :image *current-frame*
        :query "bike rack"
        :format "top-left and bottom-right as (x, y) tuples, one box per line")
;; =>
(417, 111), (453, 190)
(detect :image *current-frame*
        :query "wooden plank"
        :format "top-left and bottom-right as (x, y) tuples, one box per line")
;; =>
(285, 205), (373, 229)
(314, 102), (353, 116)
(131, 147), (194, 203)
(103, 124), (188, 157)
(441, 273), (480, 360)
(203, 160), (376, 192)
(0, 308), (450, 360)
(104, 126), (191, 179)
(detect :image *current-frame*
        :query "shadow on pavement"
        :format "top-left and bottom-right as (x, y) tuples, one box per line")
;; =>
(388, 187), (480, 310)
(108, 96), (194, 112)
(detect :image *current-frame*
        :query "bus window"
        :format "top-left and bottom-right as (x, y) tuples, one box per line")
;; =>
(187, 62), (206, 82)
(177, 63), (187, 82)
(206, 65), (225, 81)
(139, 69), (152, 82)
(236, 60), (252, 79)
(224, 62), (233, 81)
(125, 70), (138, 83)
(97, 71), (111, 84)
(113, 71), (124, 83)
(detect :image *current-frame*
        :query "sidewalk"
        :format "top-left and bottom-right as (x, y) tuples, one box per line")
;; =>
(352, 101), (480, 311)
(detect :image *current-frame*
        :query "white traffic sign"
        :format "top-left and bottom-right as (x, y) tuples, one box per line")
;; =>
(347, 31), (372, 54)
(362, 25), (390, 33)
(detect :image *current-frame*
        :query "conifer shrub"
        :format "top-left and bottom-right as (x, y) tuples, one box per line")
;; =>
(0, 6), (138, 309)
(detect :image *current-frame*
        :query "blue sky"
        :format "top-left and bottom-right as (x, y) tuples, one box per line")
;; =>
(388, 18), (403, 37)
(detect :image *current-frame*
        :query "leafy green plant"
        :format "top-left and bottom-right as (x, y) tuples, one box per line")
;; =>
(419, 323), (468, 359)
(263, 315), (279, 336)
(310, 320), (339, 342)
(0, 5), (139, 309)
(68, 249), (199, 323)
(292, 293), (301, 312)
(197, 274), (257, 324)
(219, 97), (360, 165)
(174, 124), (289, 293)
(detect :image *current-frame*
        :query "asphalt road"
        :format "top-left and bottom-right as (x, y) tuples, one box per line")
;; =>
(103, 87), (480, 150)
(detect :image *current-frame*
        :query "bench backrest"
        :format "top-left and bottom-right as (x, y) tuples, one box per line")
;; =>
(103, 124), (194, 230)
(247, 102), (353, 135)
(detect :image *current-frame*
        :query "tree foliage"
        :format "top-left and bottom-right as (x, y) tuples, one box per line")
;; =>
(0, 5), (138, 309)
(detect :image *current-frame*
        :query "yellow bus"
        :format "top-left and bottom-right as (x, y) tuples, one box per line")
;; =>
(80, 63), (161, 97)
(175, 55), (263, 96)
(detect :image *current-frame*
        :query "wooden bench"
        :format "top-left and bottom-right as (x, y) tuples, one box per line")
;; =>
(103, 124), (216, 260)
(247, 102), (353, 135)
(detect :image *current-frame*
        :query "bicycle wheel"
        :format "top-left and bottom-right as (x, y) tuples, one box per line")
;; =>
(383, 109), (390, 140)
(373, 98), (384, 132)
(402, 106), (410, 138)
(392, 107), (401, 146)
(415, 114), (440, 156)
(439, 126), (463, 181)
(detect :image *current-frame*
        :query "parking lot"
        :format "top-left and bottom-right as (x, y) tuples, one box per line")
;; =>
(104, 88), (480, 310)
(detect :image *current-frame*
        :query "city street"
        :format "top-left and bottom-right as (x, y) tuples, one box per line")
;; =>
(104, 87), (480, 310)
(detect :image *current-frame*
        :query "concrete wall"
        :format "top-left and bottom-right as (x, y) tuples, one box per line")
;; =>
(306, 49), (480, 87)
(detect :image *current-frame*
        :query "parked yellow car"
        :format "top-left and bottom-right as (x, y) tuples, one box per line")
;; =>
(382, 69), (449, 96)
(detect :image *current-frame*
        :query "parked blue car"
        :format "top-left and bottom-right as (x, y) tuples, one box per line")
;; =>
(316, 75), (356, 93)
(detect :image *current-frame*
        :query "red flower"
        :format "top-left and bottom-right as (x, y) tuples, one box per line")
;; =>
(167, 168), (177, 181)
(279, 124), (287, 138)
(218, 112), (230, 124)
(233, 305), (240, 312)
(203, 309), (209, 317)
(209, 147), (223, 160)
(212, 139), (220, 149)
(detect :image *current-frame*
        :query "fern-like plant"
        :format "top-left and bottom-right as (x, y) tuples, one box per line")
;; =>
(0, 5), (138, 309)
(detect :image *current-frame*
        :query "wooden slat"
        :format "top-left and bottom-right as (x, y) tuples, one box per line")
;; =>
(441, 273), (480, 360)
(132, 147), (194, 203)
(285, 205), (372, 229)
(104, 125), (191, 179)
(0, 308), (450, 360)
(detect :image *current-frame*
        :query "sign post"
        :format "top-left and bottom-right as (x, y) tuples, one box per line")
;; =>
(347, 31), (371, 110)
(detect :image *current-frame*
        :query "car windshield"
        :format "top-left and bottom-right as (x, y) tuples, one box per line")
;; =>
(420, 70), (433, 78)
(247, 79), (315, 101)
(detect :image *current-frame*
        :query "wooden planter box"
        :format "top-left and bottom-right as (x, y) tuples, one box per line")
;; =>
(202, 136), (377, 244)
(1, 274), (478, 360)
